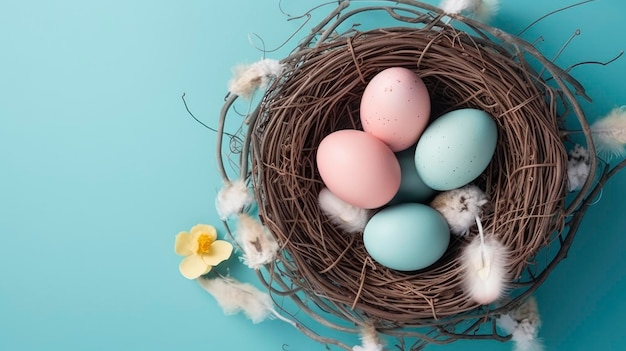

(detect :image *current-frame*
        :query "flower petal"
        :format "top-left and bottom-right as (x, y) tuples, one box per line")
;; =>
(179, 255), (210, 279)
(174, 232), (194, 256)
(201, 240), (233, 266)
(190, 224), (217, 241)
(201, 265), (212, 276)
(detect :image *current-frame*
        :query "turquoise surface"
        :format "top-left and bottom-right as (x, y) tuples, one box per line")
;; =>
(1, 1), (625, 350)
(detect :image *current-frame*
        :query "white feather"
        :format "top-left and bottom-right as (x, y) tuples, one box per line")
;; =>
(461, 216), (509, 305)
(440, 0), (480, 14)
(352, 325), (384, 351)
(439, 0), (499, 22)
(511, 328), (544, 351)
(318, 188), (371, 234)
(235, 214), (280, 269)
(591, 106), (626, 158)
(498, 296), (544, 351)
(216, 179), (254, 220)
(472, 0), (499, 22)
(227, 58), (284, 99)
(198, 276), (295, 326)
(430, 185), (488, 236)
(567, 144), (590, 192)
(497, 313), (518, 335)
(198, 276), (272, 323)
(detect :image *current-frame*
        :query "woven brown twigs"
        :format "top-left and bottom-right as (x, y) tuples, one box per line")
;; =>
(252, 25), (567, 323)
(216, 1), (623, 349)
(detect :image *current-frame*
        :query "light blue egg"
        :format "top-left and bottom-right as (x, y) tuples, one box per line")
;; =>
(414, 108), (497, 191)
(363, 203), (450, 271)
(388, 146), (436, 205)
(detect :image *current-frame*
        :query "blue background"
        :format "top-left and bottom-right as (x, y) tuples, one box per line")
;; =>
(1, 0), (625, 350)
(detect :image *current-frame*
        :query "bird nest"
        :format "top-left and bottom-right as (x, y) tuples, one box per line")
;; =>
(254, 26), (568, 319)
(215, 1), (620, 349)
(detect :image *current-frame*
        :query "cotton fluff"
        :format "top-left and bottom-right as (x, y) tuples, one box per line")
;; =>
(216, 179), (254, 220)
(430, 184), (488, 236)
(235, 214), (280, 270)
(198, 276), (295, 326)
(318, 188), (371, 234)
(567, 144), (590, 192)
(439, 0), (500, 22)
(591, 106), (626, 158)
(498, 296), (544, 351)
(227, 58), (284, 99)
(352, 325), (384, 351)
(461, 216), (509, 305)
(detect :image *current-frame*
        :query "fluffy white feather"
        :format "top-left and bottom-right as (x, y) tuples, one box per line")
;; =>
(498, 296), (544, 351)
(440, 0), (478, 14)
(472, 0), (499, 22)
(236, 214), (280, 269)
(567, 144), (590, 192)
(198, 276), (295, 326)
(197, 276), (272, 323)
(461, 216), (509, 305)
(352, 325), (384, 351)
(227, 58), (284, 99)
(591, 106), (626, 157)
(318, 188), (371, 234)
(216, 179), (254, 220)
(430, 185), (488, 236)
(439, 0), (499, 22)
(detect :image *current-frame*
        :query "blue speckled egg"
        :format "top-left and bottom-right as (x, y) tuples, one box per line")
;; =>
(363, 203), (450, 271)
(414, 108), (497, 191)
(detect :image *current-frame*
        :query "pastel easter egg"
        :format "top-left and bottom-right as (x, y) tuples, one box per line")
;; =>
(360, 67), (431, 152)
(414, 108), (497, 191)
(363, 203), (450, 271)
(316, 129), (401, 209)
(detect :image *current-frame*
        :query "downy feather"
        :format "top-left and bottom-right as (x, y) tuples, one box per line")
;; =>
(440, 0), (480, 14)
(215, 179), (254, 220)
(498, 296), (544, 351)
(352, 324), (384, 351)
(235, 214), (279, 269)
(227, 58), (284, 99)
(591, 106), (626, 157)
(472, 0), (499, 22)
(567, 144), (590, 192)
(461, 216), (509, 305)
(197, 276), (295, 326)
(318, 188), (370, 234)
(430, 184), (488, 236)
(439, 0), (499, 22)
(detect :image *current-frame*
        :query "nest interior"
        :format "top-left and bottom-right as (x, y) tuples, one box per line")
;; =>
(250, 26), (568, 325)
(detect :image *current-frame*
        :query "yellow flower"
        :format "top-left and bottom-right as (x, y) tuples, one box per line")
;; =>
(174, 224), (233, 279)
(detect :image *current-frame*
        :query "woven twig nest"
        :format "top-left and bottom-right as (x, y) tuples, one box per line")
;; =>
(216, 1), (622, 348)
(254, 24), (567, 323)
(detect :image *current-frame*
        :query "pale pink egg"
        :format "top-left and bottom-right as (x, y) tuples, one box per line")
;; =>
(360, 67), (431, 152)
(316, 130), (401, 209)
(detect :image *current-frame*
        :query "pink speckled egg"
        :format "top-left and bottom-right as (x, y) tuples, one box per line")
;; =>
(360, 67), (431, 152)
(316, 129), (401, 209)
